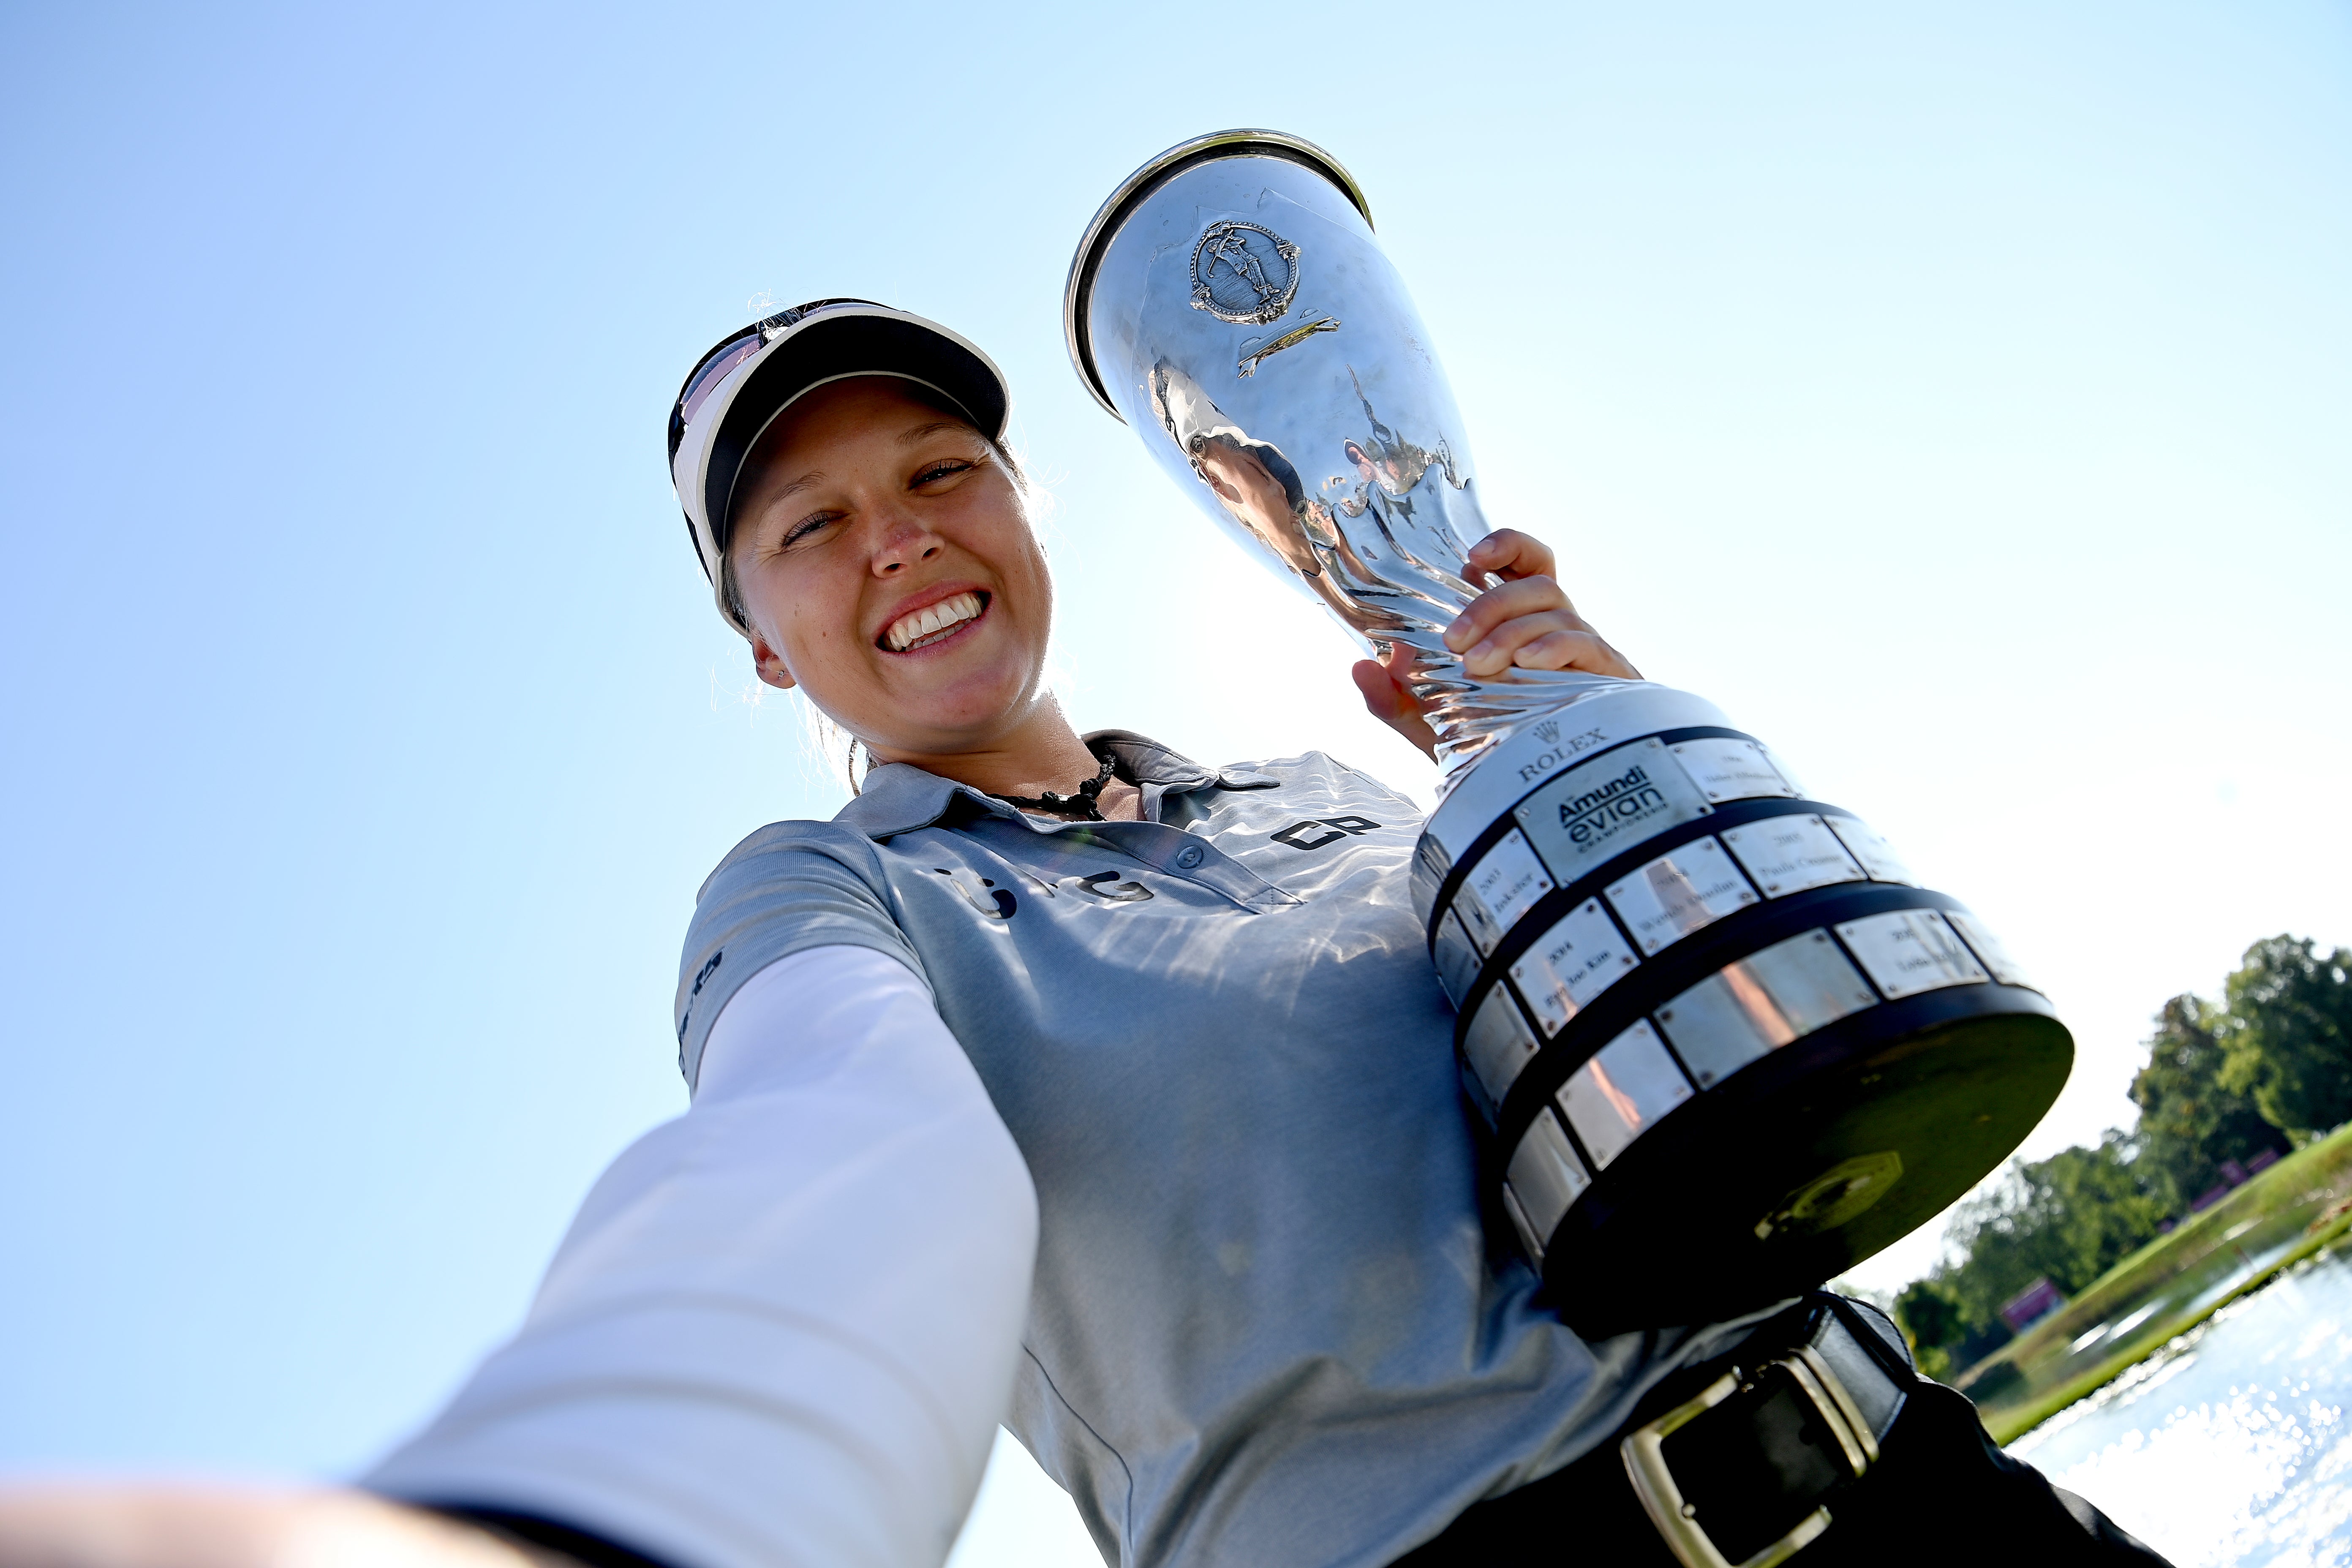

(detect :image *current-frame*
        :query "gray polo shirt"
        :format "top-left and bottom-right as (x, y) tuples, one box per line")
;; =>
(674, 732), (1756, 1568)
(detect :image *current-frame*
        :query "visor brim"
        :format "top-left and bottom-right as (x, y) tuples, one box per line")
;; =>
(701, 313), (1010, 558)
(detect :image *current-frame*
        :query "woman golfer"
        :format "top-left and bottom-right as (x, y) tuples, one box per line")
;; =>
(0, 302), (2167, 1568)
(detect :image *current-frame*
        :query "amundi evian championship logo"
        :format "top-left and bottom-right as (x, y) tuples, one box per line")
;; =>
(1559, 763), (1671, 849)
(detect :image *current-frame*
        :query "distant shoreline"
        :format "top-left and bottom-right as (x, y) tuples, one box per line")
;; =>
(1951, 1123), (2352, 1445)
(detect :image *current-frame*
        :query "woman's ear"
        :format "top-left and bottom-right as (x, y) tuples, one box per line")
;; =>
(747, 626), (798, 691)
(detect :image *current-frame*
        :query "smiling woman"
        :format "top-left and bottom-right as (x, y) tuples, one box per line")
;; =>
(375, 300), (2167, 1568)
(721, 374), (1099, 802)
(0, 300), (2172, 1568)
(676, 301), (1635, 821)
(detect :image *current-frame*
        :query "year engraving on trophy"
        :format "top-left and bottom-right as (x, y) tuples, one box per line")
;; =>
(1670, 738), (1797, 803)
(1514, 737), (1711, 882)
(1605, 838), (1760, 955)
(1835, 910), (1989, 998)
(1509, 898), (1641, 1036)
(1720, 814), (1867, 897)
(1453, 829), (1556, 955)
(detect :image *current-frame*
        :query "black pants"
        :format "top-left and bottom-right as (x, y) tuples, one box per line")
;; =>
(1396, 1362), (2172, 1567)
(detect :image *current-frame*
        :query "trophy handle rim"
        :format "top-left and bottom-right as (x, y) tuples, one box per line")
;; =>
(1063, 128), (1374, 421)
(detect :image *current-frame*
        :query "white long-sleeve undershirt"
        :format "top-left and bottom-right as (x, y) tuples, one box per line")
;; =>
(365, 946), (1040, 1568)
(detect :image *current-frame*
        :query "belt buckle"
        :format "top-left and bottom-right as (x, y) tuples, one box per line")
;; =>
(1618, 1347), (1880, 1568)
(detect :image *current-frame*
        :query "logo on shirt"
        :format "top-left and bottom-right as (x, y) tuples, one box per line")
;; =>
(932, 866), (1017, 920)
(1270, 815), (1382, 852)
(1069, 871), (1154, 903)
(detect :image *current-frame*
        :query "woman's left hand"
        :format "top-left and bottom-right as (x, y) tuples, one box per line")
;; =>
(1352, 529), (1640, 762)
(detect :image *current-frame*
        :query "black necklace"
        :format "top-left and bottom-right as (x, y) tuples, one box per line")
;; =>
(990, 746), (1120, 821)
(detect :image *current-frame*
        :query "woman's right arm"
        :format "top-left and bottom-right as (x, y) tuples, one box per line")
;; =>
(0, 947), (1038, 1568)
(365, 944), (1040, 1568)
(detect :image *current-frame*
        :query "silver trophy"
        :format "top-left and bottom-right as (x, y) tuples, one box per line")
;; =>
(1066, 131), (2072, 1332)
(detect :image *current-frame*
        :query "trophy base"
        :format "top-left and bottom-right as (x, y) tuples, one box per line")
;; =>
(1535, 986), (2070, 1338)
(1411, 680), (2074, 1335)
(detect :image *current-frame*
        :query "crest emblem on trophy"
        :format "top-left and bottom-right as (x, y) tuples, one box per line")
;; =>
(1190, 220), (1302, 325)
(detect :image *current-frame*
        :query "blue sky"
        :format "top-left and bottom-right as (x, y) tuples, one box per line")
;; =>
(3, 4), (2347, 1563)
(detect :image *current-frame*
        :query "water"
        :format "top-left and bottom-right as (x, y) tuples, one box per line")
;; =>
(2008, 1249), (2352, 1565)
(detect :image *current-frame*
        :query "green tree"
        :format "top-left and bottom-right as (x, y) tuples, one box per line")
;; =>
(1934, 1132), (2169, 1334)
(2218, 936), (2352, 1136)
(1893, 930), (2349, 1386)
(2132, 993), (2289, 1208)
(1893, 1278), (1969, 1380)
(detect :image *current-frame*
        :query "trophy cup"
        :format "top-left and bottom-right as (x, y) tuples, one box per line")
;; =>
(1065, 131), (2073, 1334)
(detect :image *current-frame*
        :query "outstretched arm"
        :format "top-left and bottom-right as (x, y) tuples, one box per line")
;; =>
(367, 945), (1037, 1568)
(1, 947), (1038, 1568)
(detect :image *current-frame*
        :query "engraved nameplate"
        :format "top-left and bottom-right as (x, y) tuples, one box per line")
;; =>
(1720, 814), (1867, 897)
(1412, 834), (1454, 921)
(1462, 984), (1542, 1108)
(1505, 1108), (1591, 1243)
(1454, 828), (1555, 956)
(1824, 816), (1917, 886)
(1670, 737), (1796, 803)
(1556, 1019), (1695, 1171)
(1944, 909), (2035, 990)
(1758, 745), (1807, 798)
(1836, 909), (1989, 998)
(1514, 737), (1712, 886)
(1431, 908), (1484, 1007)
(1604, 837), (1759, 956)
(1655, 930), (1880, 1087)
(1508, 898), (1640, 1037)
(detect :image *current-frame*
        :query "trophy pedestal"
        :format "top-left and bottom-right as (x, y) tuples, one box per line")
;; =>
(1547, 997), (2068, 1333)
(1415, 683), (2071, 1335)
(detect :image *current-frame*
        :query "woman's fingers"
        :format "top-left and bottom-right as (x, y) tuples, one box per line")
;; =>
(1443, 575), (1586, 661)
(1352, 653), (1439, 762)
(1465, 528), (1555, 584)
(1489, 623), (1642, 680)
(1446, 532), (1640, 681)
(1456, 607), (1641, 680)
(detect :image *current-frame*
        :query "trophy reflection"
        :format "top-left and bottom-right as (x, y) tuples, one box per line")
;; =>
(1156, 362), (1390, 642)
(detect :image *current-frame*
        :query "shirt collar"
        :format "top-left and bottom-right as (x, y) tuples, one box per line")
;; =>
(833, 729), (1279, 841)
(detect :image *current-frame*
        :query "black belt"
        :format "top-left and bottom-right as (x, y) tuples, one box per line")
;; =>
(1397, 1294), (1916, 1568)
